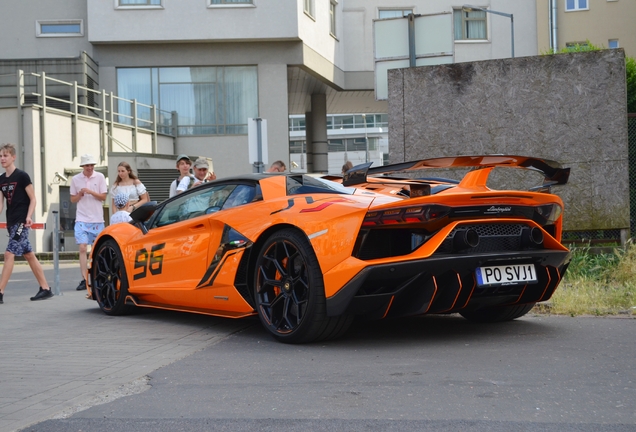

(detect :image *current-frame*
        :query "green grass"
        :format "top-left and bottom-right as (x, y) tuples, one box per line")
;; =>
(535, 242), (636, 316)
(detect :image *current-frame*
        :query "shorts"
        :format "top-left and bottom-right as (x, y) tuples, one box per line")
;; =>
(74, 221), (105, 245)
(6, 224), (33, 256)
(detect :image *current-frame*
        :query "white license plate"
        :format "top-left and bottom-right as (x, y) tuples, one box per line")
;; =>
(475, 264), (538, 286)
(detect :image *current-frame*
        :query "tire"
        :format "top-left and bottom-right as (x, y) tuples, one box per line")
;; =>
(459, 303), (536, 323)
(254, 229), (352, 344)
(92, 239), (135, 316)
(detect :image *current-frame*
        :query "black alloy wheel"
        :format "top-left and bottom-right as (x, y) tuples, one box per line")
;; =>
(92, 239), (134, 316)
(254, 229), (352, 344)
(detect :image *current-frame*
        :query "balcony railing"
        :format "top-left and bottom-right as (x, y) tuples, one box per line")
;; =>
(0, 70), (175, 155)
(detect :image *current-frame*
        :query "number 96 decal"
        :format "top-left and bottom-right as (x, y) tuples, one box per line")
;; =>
(134, 243), (166, 280)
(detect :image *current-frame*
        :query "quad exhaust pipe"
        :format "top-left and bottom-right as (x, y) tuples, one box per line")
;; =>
(522, 227), (544, 248)
(453, 228), (480, 251)
(451, 226), (544, 252)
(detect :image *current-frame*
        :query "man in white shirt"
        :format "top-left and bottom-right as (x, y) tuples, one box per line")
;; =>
(169, 154), (194, 198)
(70, 154), (108, 291)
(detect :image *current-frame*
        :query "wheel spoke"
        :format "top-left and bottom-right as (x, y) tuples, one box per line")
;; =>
(281, 296), (295, 330)
(104, 282), (116, 308)
(257, 265), (282, 294)
(269, 245), (288, 279)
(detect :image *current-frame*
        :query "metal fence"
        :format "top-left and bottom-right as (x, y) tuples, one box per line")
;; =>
(629, 114), (636, 239)
(563, 114), (635, 246)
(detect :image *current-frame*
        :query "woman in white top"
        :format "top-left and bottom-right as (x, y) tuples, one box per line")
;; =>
(110, 161), (150, 213)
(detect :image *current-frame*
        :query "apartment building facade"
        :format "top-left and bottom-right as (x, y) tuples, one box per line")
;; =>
(1, 1), (540, 173)
(0, 0), (539, 251)
(536, 0), (636, 57)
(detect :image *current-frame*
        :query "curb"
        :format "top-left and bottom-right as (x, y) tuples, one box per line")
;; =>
(0, 252), (81, 262)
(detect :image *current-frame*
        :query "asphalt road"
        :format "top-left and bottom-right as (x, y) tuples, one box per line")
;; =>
(4, 263), (635, 432)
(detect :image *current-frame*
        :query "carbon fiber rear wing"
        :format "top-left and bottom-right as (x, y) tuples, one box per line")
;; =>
(342, 155), (570, 189)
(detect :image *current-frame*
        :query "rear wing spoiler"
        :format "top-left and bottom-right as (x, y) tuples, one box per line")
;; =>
(342, 155), (570, 189)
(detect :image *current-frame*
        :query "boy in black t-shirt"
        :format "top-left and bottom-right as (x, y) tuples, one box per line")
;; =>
(0, 143), (52, 303)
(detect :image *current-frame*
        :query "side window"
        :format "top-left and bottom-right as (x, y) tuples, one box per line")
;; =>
(565, 0), (588, 11)
(330, 0), (337, 37)
(222, 185), (256, 210)
(210, 0), (253, 4)
(119, 0), (161, 5)
(453, 9), (487, 40)
(152, 185), (237, 228)
(304, 0), (313, 17)
(36, 20), (83, 37)
(378, 9), (413, 19)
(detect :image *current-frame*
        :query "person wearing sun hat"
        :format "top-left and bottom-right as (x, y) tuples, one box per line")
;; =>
(192, 157), (216, 187)
(110, 192), (133, 225)
(70, 154), (108, 291)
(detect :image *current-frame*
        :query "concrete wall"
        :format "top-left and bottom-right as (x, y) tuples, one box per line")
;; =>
(0, 0), (92, 59)
(86, 0), (299, 44)
(388, 49), (629, 231)
(0, 109), (19, 146)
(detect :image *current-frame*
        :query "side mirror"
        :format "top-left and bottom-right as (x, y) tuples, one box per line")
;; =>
(130, 201), (158, 223)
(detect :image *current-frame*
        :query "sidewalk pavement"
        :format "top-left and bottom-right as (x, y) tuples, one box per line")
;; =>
(0, 263), (253, 432)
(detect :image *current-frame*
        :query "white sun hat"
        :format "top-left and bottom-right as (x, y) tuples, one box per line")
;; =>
(79, 154), (97, 166)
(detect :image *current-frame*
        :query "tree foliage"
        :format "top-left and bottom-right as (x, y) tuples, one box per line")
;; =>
(626, 56), (636, 113)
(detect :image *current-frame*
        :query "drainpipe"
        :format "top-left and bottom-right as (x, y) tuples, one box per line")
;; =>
(549, 0), (558, 53)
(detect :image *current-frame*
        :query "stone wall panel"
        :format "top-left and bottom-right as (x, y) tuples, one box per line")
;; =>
(388, 50), (629, 230)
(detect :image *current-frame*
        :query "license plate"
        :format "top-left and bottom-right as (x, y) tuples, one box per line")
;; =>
(475, 264), (537, 286)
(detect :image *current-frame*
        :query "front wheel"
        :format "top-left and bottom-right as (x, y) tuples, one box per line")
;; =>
(459, 303), (536, 323)
(91, 239), (135, 316)
(254, 229), (352, 344)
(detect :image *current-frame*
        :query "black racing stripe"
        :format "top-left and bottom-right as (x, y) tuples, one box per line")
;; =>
(271, 198), (295, 215)
(196, 249), (242, 288)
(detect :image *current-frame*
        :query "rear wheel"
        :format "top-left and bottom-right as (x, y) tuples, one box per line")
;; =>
(459, 303), (536, 323)
(92, 239), (135, 316)
(254, 229), (352, 344)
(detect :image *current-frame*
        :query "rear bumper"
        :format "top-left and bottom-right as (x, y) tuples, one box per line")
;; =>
(326, 250), (571, 319)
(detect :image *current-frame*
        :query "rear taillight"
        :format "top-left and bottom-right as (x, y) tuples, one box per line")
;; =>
(534, 204), (562, 225)
(363, 205), (450, 227)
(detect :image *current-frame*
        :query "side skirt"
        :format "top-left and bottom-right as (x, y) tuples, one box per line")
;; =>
(125, 295), (257, 319)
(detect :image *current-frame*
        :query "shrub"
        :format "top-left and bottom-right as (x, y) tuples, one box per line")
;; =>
(541, 242), (636, 316)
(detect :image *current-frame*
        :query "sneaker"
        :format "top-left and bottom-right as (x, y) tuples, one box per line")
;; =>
(0, 292), (3, 304)
(76, 279), (87, 291)
(31, 287), (53, 301)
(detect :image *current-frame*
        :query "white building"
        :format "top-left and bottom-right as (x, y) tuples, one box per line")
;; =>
(0, 1), (539, 251)
(289, 113), (388, 174)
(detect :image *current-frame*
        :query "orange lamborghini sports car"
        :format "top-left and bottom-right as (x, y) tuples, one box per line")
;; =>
(87, 155), (571, 344)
